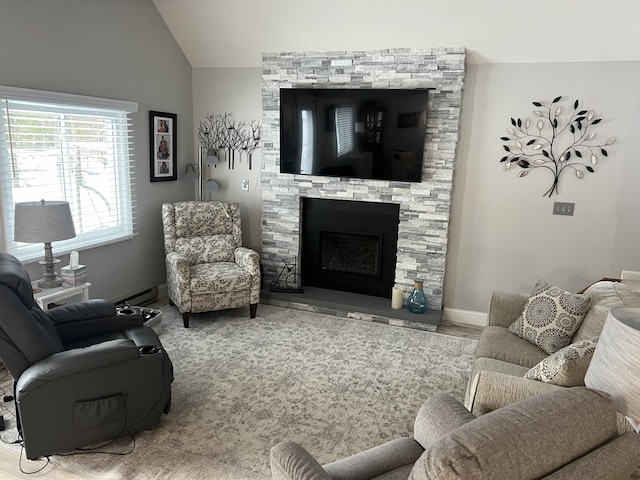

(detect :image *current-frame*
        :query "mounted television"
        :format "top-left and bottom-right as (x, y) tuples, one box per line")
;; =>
(280, 88), (430, 182)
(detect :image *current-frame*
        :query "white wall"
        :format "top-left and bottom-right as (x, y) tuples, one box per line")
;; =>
(192, 68), (264, 251)
(0, 0), (194, 300)
(447, 61), (640, 311)
(193, 60), (640, 314)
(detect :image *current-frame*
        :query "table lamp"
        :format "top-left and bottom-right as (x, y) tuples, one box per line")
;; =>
(584, 306), (640, 432)
(14, 200), (76, 288)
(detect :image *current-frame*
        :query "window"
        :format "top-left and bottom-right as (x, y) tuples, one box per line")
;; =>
(335, 106), (355, 157)
(0, 86), (138, 262)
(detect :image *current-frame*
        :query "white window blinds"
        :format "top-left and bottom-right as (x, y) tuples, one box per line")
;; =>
(0, 86), (138, 262)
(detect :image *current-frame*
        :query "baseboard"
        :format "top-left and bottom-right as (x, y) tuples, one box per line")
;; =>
(158, 283), (168, 300)
(443, 307), (487, 327)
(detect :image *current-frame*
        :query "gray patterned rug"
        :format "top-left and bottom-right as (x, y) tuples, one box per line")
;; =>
(3, 304), (477, 479)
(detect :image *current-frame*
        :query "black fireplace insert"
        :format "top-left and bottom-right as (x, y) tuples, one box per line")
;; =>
(301, 198), (400, 298)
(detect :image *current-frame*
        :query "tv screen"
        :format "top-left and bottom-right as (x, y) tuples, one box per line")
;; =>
(280, 88), (429, 182)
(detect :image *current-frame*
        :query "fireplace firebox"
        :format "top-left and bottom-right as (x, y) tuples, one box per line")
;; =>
(301, 198), (400, 298)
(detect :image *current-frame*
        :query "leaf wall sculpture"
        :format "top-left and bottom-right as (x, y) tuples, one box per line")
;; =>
(499, 96), (616, 197)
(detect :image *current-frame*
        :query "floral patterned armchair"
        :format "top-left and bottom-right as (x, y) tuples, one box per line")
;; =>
(162, 201), (260, 327)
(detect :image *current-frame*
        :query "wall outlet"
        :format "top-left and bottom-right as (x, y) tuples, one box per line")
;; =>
(241, 179), (249, 191)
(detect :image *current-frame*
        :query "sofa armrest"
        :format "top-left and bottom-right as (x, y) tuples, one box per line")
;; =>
(541, 432), (640, 480)
(467, 370), (562, 415)
(413, 394), (475, 449)
(270, 441), (333, 480)
(487, 291), (529, 328)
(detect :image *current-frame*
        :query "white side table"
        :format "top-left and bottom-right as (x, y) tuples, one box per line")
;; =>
(32, 281), (91, 310)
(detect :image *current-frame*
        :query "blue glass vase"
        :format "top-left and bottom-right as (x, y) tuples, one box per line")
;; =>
(407, 279), (428, 314)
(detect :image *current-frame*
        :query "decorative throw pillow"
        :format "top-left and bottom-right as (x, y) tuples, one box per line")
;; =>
(525, 337), (599, 386)
(508, 279), (591, 354)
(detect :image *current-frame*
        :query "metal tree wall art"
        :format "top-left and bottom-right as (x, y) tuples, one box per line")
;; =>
(198, 113), (261, 169)
(500, 96), (616, 197)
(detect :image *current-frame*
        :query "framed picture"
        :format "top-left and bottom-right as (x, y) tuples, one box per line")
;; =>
(149, 111), (177, 182)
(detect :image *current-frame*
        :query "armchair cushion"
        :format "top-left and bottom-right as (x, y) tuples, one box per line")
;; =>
(173, 201), (241, 243)
(0, 286), (63, 375)
(0, 253), (35, 309)
(175, 234), (235, 263)
(508, 279), (591, 354)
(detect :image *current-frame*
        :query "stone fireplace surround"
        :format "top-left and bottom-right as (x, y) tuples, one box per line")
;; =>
(260, 48), (465, 326)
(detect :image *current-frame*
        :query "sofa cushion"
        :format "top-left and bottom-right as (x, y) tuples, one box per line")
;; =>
(474, 326), (548, 368)
(573, 281), (640, 342)
(524, 337), (598, 386)
(409, 388), (618, 480)
(508, 279), (590, 354)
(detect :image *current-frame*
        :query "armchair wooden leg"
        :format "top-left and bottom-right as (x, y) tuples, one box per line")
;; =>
(250, 303), (258, 318)
(182, 312), (190, 328)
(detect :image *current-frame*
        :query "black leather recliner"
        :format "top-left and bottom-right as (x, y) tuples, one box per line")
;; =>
(0, 253), (173, 459)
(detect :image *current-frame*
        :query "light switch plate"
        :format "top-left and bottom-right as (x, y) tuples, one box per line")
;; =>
(553, 202), (574, 216)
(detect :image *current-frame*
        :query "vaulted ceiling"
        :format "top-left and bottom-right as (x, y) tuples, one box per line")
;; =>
(152, 0), (640, 68)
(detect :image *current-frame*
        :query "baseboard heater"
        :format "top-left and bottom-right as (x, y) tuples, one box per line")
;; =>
(114, 286), (158, 307)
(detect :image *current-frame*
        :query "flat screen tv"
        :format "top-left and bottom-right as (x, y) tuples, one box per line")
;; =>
(280, 88), (430, 182)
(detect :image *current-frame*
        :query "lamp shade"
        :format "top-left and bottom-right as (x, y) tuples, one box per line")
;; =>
(14, 200), (76, 243)
(184, 162), (197, 180)
(584, 306), (640, 420)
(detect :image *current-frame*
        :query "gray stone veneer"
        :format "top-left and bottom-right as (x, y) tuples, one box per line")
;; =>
(261, 48), (465, 310)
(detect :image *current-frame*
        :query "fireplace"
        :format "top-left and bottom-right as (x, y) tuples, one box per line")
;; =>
(260, 48), (465, 314)
(301, 198), (400, 298)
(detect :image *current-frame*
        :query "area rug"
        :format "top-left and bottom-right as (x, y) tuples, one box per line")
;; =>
(1, 304), (477, 479)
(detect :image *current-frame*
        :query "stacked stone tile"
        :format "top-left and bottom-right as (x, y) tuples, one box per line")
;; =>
(261, 48), (465, 310)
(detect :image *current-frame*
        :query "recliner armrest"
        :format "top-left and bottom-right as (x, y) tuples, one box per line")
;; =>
(16, 338), (140, 397)
(413, 394), (475, 450)
(166, 251), (191, 279)
(45, 299), (116, 322)
(235, 247), (260, 276)
(271, 441), (333, 480)
(323, 437), (423, 480)
(42, 300), (146, 346)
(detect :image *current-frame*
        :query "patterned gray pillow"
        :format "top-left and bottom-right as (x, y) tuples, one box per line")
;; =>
(525, 337), (598, 386)
(508, 279), (591, 354)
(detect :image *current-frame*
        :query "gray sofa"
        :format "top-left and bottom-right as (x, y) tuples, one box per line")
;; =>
(271, 387), (640, 479)
(465, 280), (640, 422)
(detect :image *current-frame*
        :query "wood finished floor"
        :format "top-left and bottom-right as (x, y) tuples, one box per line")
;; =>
(0, 305), (483, 478)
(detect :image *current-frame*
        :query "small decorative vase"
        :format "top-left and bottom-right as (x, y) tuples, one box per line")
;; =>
(407, 278), (428, 314)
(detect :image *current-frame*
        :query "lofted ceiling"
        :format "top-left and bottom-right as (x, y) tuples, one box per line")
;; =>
(152, 0), (640, 68)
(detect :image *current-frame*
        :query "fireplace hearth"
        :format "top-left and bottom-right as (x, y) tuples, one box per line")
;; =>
(301, 198), (399, 298)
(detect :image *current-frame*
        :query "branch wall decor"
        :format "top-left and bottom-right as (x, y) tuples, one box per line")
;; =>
(500, 96), (616, 197)
(197, 113), (261, 170)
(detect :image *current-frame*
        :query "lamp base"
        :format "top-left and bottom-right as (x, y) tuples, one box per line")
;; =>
(37, 277), (63, 289)
(38, 253), (62, 289)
